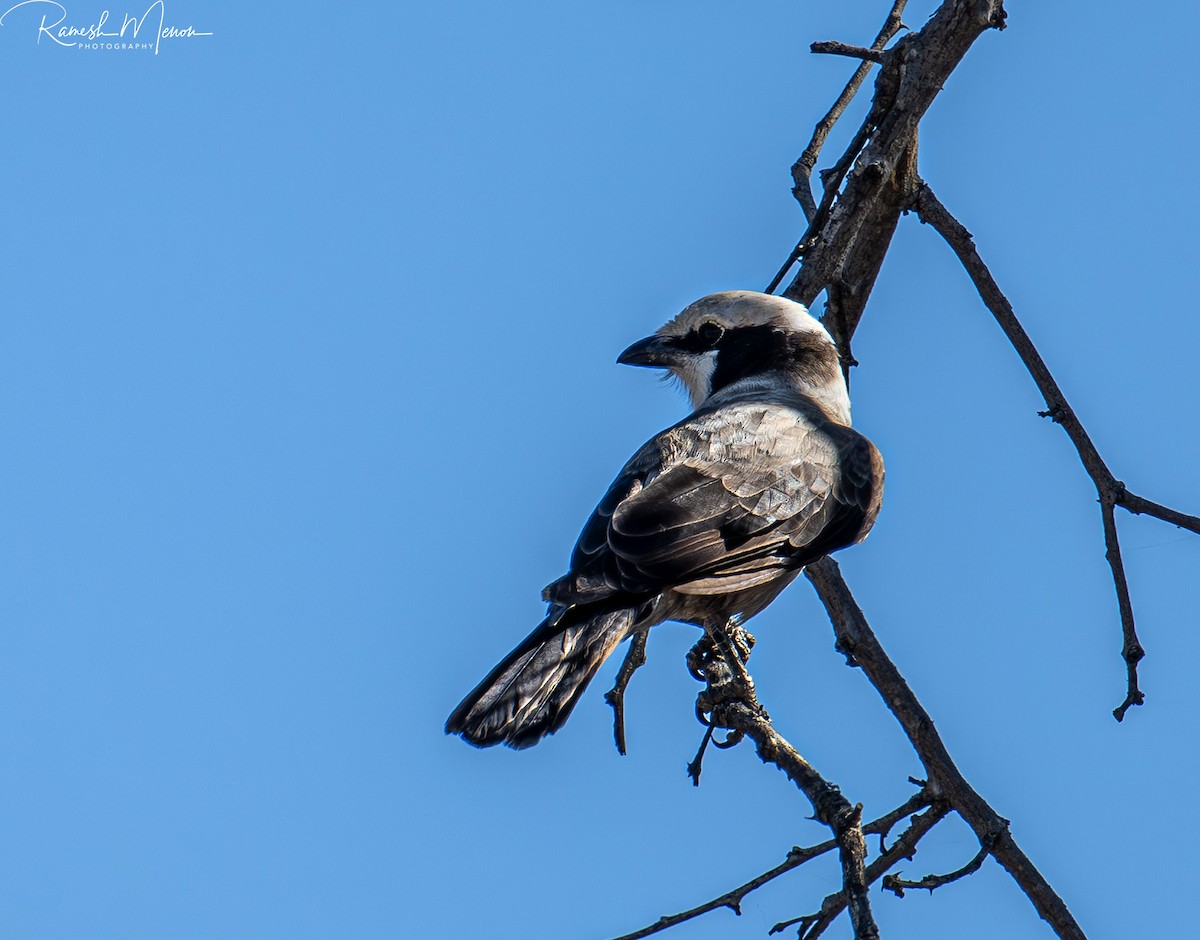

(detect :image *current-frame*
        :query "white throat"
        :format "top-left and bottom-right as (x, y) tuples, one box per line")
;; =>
(672, 351), (717, 408)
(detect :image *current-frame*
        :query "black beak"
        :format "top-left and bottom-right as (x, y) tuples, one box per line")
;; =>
(617, 334), (679, 368)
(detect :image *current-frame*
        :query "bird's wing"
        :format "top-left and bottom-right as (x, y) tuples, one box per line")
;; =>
(552, 402), (882, 605)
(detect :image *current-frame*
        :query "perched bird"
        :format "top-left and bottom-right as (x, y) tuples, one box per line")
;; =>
(446, 291), (883, 749)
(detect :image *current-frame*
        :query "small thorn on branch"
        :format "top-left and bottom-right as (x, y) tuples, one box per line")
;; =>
(882, 839), (993, 898)
(811, 40), (886, 63)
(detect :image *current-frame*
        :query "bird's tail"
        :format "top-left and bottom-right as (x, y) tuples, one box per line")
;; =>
(445, 607), (637, 749)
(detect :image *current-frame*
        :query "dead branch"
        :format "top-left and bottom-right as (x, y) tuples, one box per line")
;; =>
(1101, 498), (1144, 721)
(770, 802), (951, 939)
(609, 790), (935, 940)
(805, 558), (1087, 939)
(694, 625), (880, 939)
(810, 41), (886, 63)
(604, 630), (649, 754)
(910, 180), (1200, 719)
(615, 0), (1196, 935)
(883, 838), (991, 897)
(790, 0), (909, 223)
(782, 0), (1007, 346)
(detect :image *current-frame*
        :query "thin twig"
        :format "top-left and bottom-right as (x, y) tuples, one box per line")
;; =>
(609, 791), (936, 940)
(1101, 498), (1144, 721)
(604, 630), (649, 754)
(791, 0), (909, 221)
(770, 802), (952, 939)
(766, 119), (875, 294)
(685, 723), (714, 787)
(910, 181), (1115, 493)
(714, 700), (877, 938)
(810, 41), (886, 63)
(1118, 491), (1200, 535)
(883, 838), (991, 897)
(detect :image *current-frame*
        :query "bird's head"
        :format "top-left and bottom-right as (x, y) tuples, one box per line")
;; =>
(618, 291), (850, 421)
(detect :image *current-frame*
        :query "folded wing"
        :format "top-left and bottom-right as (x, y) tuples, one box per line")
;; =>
(550, 402), (882, 606)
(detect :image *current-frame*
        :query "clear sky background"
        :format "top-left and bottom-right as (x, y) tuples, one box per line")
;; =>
(1, 2), (1197, 938)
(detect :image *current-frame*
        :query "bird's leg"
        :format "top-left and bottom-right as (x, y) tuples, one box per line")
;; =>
(686, 622), (755, 681)
(709, 619), (762, 713)
(603, 630), (649, 756)
(725, 621), (757, 667)
(686, 620), (768, 783)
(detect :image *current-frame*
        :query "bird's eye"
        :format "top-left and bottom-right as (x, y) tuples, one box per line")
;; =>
(697, 321), (724, 349)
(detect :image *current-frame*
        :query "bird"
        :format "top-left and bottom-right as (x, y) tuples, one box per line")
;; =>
(446, 290), (883, 749)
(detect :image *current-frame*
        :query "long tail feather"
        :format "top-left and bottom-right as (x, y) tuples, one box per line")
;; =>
(445, 608), (636, 749)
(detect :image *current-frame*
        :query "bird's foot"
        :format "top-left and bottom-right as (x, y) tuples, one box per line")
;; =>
(686, 633), (714, 681)
(708, 622), (763, 714)
(686, 622), (756, 681)
(686, 622), (768, 784)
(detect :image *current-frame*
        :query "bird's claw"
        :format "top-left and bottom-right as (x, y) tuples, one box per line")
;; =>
(691, 624), (768, 725)
(687, 622), (755, 683)
(687, 634), (714, 681)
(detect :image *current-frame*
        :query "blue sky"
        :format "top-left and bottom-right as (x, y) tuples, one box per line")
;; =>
(2, 2), (1197, 937)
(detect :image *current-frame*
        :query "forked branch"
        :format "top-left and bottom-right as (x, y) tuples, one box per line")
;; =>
(911, 180), (1200, 719)
(697, 625), (879, 939)
(610, 790), (935, 940)
(790, 0), (909, 222)
(613, 0), (1193, 935)
(805, 558), (1087, 939)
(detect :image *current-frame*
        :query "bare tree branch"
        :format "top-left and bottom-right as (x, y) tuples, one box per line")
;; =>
(605, 630), (649, 754)
(909, 181), (1117, 491)
(782, 0), (1007, 347)
(810, 41), (886, 63)
(1118, 491), (1200, 535)
(910, 180), (1200, 719)
(615, 0), (1194, 935)
(1100, 497), (1144, 721)
(790, 0), (909, 223)
(770, 802), (952, 939)
(883, 838), (991, 898)
(805, 558), (1087, 940)
(694, 626), (880, 939)
(609, 790), (935, 940)
(767, 120), (876, 296)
